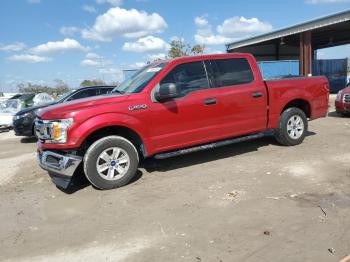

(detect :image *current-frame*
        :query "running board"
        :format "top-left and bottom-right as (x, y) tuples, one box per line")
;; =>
(154, 131), (270, 160)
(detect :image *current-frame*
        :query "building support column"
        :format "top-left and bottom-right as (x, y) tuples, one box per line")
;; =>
(275, 43), (280, 60)
(299, 31), (312, 76)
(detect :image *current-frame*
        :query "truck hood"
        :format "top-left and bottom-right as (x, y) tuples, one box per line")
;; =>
(38, 94), (127, 119)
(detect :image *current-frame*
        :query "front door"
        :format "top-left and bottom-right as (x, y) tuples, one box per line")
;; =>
(149, 61), (222, 153)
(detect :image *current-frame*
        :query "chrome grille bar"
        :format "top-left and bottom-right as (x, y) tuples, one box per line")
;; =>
(344, 94), (350, 104)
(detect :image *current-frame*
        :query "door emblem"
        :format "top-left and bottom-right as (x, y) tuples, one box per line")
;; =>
(128, 104), (148, 111)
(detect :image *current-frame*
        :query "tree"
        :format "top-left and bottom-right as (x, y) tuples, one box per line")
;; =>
(16, 79), (70, 97)
(168, 40), (206, 58)
(80, 79), (106, 87)
(191, 44), (205, 55)
(168, 39), (190, 58)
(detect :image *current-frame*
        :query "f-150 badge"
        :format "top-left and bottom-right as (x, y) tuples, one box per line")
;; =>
(128, 104), (148, 111)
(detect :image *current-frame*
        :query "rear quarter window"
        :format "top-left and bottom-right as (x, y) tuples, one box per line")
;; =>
(67, 88), (97, 101)
(213, 58), (254, 87)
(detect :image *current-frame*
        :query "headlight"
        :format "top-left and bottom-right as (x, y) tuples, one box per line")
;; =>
(336, 90), (343, 101)
(13, 112), (34, 121)
(36, 118), (73, 144)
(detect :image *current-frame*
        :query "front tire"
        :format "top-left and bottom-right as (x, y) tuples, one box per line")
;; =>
(83, 136), (139, 190)
(274, 107), (308, 146)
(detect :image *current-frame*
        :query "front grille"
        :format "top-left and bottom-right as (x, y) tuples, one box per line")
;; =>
(344, 94), (350, 104)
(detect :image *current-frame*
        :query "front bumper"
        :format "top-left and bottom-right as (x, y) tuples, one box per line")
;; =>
(37, 150), (82, 188)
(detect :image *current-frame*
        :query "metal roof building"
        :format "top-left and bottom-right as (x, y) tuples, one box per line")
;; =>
(226, 10), (350, 76)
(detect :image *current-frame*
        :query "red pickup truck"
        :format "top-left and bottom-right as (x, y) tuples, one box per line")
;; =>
(35, 53), (329, 190)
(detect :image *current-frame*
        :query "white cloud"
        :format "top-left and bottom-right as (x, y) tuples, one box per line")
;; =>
(205, 48), (225, 54)
(306, 0), (349, 3)
(81, 59), (101, 67)
(195, 33), (233, 46)
(194, 17), (233, 45)
(86, 52), (101, 59)
(82, 5), (97, 13)
(194, 16), (208, 27)
(7, 54), (50, 63)
(31, 38), (88, 54)
(81, 7), (167, 41)
(81, 52), (113, 67)
(27, 0), (41, 4)
(59, 26), (80, 36)
(217, 17), (272, 38)
(123, 36), (170, 53)
(145, 53), (167, 61)
(99, 68), (119, 74)
(128, 62), (146, 68)
(96, 0), (123, 6)
(194, 16), (272, 46)
(0, 42), (26, 52)
(99, 67), (123, 81)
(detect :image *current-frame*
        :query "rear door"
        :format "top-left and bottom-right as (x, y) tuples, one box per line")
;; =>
(208, 57), (268, 137)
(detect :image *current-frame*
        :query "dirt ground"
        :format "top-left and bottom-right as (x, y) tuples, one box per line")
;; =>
(0, 95), (349, 262)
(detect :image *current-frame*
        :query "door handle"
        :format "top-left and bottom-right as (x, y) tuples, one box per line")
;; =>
(204, 98), (217, 105)
(252, 92), (263, 98)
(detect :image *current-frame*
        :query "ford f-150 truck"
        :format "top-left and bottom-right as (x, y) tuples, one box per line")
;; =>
(35, 53), (329, 190)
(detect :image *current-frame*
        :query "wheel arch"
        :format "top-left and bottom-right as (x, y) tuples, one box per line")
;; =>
(79, 125), (147, 159)
(281, 99), (311, 118)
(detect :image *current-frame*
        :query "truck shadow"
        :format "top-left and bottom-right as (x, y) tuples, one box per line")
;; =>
(142, 132), (315, 173)
(20, 136), (37, 143)
(57, 132), (316, 193)
(57, 166), (143, 194)
(328, 111), (349, 118)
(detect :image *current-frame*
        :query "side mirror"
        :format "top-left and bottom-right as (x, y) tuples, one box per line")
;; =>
(155, 83), (179, 101)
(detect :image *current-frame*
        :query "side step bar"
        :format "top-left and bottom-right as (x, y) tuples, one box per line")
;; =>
(154, 131), (272, 160)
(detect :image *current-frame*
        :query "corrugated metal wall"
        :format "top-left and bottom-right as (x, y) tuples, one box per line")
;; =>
(313, 59), (348, 93)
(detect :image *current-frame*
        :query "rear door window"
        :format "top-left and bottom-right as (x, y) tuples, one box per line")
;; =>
(212, 58), (254, 87)
(160, 61), (209, 98)
(97, 88), (112, 95)
(67, 88), (97, 101)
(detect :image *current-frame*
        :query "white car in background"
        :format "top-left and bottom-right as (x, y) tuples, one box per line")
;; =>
(0, 93), (54, 130)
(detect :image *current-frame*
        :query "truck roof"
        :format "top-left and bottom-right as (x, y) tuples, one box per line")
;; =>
(153, 53), (252, 66)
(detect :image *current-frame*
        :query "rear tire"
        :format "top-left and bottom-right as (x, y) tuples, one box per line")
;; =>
(274, 107), (308, 146)
(83, 136), (139, 190)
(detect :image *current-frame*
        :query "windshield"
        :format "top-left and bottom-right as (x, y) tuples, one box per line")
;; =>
(112, 63), (167, 94)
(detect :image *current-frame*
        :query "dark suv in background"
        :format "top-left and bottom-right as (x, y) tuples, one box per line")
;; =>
(13, 85), (115, 137)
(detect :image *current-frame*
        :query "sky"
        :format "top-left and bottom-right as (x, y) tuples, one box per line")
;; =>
(0, 0), (350, 92)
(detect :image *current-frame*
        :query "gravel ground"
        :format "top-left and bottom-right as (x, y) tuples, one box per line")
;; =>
(0, 95), (349, 262)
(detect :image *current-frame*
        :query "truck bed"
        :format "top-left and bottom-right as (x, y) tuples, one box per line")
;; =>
(265, 76), (329, 128)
